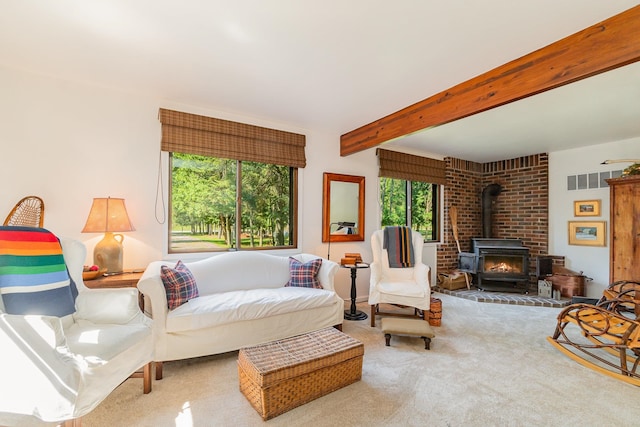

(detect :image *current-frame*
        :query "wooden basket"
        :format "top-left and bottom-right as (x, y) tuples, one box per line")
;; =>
(437, 272), (467, 290)
(82, 269), (107, 280)
(238, 327), (364, 420)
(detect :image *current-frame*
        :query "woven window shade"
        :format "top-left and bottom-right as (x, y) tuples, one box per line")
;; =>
(159, 108), (306, 168)
(377, 148), (446, 185)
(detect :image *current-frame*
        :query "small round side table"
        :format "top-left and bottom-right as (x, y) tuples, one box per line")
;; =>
(341, 263), (369, 321)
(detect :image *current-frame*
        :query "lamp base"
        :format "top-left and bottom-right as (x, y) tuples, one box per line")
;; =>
(94, 232), (125, 273)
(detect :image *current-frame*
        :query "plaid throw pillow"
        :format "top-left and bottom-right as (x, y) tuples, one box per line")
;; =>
(161, 260), (199, 310)
(285, 257), (323, 289)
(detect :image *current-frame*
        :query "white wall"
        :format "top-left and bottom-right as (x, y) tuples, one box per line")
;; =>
(0, 65), (380, 301)
(549, 137), (639, 297)
(11, 64), (632, 302)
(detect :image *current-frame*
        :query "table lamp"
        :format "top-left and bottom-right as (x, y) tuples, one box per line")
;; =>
(81, 197), (134, 274)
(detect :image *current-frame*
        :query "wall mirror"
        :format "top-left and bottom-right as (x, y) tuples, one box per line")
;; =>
(322, 173), (365, 243)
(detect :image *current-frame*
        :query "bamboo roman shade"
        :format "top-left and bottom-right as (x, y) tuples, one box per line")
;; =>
(159, 108), (306, 168)
(377, 148), (446, 185)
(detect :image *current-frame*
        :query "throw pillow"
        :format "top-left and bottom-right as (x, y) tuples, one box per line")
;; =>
(285, 257), (323, 289)
(161, 260), (199, 310)
(0, 226), (78, 316)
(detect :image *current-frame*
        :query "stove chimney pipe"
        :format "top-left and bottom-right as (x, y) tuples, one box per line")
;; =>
(482, 183), (503, 238)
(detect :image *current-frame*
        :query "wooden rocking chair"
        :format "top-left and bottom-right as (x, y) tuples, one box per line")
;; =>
(3, 196), (45, 227)
(547, 280), (640, 386)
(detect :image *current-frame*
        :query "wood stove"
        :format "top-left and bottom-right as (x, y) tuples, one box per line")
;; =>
(458, 238), (530, 292)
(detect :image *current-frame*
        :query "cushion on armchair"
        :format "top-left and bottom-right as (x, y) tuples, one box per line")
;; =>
(75, 288), (142, 324)
(0, 226), (77, 316)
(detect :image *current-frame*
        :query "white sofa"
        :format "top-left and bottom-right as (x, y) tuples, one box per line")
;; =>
(138, 251), (343, 378)
(0, 238), (153, 427)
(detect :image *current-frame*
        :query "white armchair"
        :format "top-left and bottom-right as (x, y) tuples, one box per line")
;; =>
(368, 229), (431, 327)
(0, 236), (153, 427)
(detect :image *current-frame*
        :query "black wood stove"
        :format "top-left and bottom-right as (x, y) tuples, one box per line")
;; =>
(458, 238), (530, 293)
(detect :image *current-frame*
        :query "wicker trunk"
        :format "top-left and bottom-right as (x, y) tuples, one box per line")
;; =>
(238, 327), (364, 420)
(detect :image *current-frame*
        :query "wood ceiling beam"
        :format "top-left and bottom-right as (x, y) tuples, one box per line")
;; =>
(340, 5), (640, 156)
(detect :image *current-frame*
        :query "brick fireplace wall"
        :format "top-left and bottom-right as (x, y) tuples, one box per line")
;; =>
(438, 153), (549, 283)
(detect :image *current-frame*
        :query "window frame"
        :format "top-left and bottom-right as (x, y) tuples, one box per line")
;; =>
(168, 152), (298, 254)
(379, 177), (440, 242)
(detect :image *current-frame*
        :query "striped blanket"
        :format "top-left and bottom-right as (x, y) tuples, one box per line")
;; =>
(383, 226), (415, 268)
(0, 226), (77, 316)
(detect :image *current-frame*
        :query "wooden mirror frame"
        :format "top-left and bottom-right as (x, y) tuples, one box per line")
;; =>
(322, 173), (365, 243)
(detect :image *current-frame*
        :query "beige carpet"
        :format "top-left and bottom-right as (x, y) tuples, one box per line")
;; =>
(82, 293), (640, 427)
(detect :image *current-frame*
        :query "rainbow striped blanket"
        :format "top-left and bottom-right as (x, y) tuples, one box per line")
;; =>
(0, 226), (77, 316)
(383, 226), (415, 268)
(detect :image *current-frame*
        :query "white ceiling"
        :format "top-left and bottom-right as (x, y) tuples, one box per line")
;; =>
(1, 1), (638, 162)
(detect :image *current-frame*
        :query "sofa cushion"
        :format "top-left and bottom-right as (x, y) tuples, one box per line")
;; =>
(285, 257), (322, 289)
(166, 287), (338, 333)
(161, 260), (199, 310)
(0, 226), (77, 316)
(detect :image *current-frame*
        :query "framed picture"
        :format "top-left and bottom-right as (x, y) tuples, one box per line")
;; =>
(568, 221), (606, 246)
(573, 199), (601, 217)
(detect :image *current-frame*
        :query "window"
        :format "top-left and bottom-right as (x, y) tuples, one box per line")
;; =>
(169, 153), (296, 253)
(380, 178), (439, 241)
(158, 108), (305, 254)
(376, 149), (444, 241)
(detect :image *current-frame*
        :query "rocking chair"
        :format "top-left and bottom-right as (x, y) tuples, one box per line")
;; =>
(547, 280), (640, 386)
(3, 196), (45, 227)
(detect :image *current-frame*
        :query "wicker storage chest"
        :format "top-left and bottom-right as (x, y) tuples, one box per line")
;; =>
(238, 327), (364, 420)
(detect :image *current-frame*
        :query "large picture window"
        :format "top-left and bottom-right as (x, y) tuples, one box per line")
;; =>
(158, 108), (305, 254)
(169, 153), (296, 253)
(380, 178), (439, 241)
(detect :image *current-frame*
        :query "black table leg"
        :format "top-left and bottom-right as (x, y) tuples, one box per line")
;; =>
(344, 266), (368, 320)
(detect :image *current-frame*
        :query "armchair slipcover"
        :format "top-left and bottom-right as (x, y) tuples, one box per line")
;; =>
(368, 229), (431, 327)
(0, 236), (153, 426)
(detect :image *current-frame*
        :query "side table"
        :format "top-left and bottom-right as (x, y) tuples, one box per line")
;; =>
(84, 270), (145, 310)
(341, 263), (369, 321)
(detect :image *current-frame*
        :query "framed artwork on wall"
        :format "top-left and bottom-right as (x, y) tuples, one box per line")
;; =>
(568, 221), (606, 246)
(573, 199), (601, 217)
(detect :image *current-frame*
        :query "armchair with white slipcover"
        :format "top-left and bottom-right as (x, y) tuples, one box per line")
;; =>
(0, 234), (153, 427)
(368, 228), (431, 327)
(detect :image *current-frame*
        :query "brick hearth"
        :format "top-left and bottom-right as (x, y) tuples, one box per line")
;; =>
(436, 287), (571, 308)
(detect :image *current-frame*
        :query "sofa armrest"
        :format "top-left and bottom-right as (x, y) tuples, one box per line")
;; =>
(137, 263), (170, 333)
(293, 254), (339, 292)
(75, 288), (144, 325)
(318, 259), (339, 292)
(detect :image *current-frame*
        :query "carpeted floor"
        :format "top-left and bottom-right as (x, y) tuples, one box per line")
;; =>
(80, 293), (640, 427)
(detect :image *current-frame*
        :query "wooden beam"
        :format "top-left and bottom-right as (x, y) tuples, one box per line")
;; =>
(340, 5), (640, 156)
